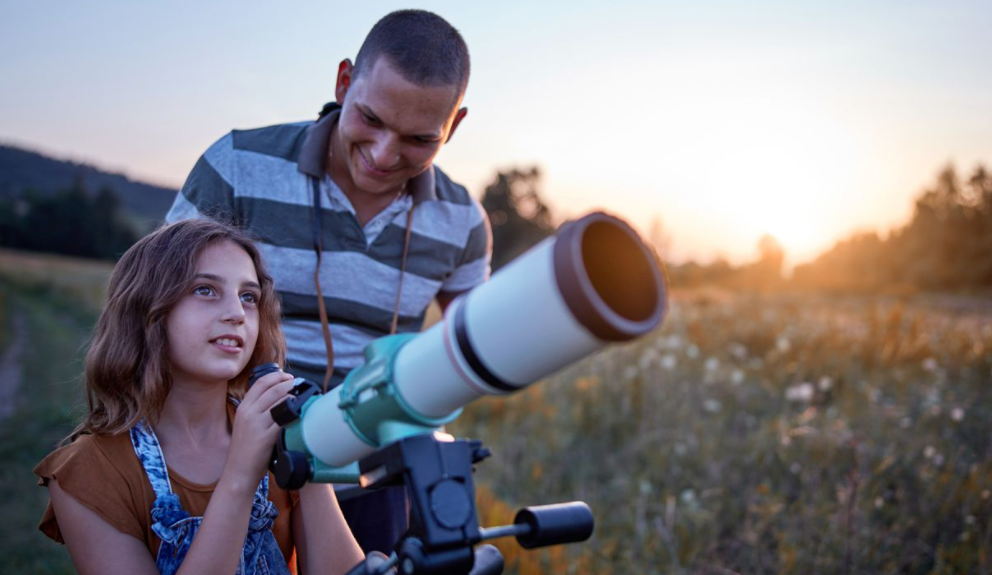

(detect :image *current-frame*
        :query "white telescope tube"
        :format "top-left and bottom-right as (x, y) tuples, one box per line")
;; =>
(394, 212), (666, 418)
(295, 212), (667, 469)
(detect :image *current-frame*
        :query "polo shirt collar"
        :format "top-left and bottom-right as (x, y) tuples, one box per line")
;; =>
(297, 104), (437, 204)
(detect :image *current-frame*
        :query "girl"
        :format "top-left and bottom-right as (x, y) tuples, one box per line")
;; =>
(34, 219), (364, 575)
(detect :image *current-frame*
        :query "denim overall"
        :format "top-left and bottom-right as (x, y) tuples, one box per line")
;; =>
(130, 420), (292, 575)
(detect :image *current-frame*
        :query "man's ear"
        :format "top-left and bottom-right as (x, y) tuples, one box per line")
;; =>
(335, 59), (355, 104)
(445, 107), (468, 143)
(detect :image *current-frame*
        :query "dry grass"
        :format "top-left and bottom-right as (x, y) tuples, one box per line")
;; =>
(452, 290), (992, 575)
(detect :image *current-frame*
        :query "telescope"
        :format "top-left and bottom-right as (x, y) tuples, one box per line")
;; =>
(251, 211), (667, 574)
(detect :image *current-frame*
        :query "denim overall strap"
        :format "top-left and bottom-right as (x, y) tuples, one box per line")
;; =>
(131, 420), (197, 575)
(130, 420), (175, 500)
(240, 474), (292, 575)
(131, 418), (291, 575)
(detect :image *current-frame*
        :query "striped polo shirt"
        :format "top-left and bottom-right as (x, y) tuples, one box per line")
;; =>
(166, 106), (492, 386)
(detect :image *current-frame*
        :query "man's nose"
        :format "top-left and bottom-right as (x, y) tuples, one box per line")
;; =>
(369, 133), (400, 169)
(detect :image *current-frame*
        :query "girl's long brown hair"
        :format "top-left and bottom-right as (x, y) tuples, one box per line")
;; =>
(73, 218), (286, 438)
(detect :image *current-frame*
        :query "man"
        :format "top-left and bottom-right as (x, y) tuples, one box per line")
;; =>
(166, 10), (492, 554)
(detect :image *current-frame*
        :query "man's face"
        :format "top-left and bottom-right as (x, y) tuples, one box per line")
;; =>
(331, 57), (466, 197)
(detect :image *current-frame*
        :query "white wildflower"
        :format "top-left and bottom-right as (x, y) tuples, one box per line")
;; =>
(703, 399), (722, 413)
(776, 336), (791, 353)
(729, 342), (748, 360)
(982, 490), (990, 500)
(922, 357), (938, 372)
(786, 382), (815, 402)
(951, 407), (965, 422)
(674, 442), (687, 456)
(789, 462), (801, 474)
(704, 357), (720, 372)
(661, 354), (677, 370)
(924, 446), (936, 458)
(686, 344), (700, 359)
(818, 376), (833, 392)
(731, 369), (745, 385)
(639, 350), (657, 371)
(875, 497), (884, 509)
(639, 480), (652, 495)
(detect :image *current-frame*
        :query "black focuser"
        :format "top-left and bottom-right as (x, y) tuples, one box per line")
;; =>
(247, 363), (323, 489)
(270, 378), (323, 426)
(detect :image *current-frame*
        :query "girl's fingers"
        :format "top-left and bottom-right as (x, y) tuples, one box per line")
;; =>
(253, 380), (296, 412)
(244, 371), (293, 401)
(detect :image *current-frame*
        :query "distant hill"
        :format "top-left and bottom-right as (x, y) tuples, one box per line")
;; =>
(0, 144), (177, 233)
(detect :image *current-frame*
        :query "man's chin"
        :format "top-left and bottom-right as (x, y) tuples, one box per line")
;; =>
(354, 173), (405, 197)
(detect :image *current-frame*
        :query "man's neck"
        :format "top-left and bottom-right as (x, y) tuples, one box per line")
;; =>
(327, 125), (406, 227)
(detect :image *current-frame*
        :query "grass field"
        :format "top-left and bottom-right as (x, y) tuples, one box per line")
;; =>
(0, 250), (107, 573)
(2, 249), (991, 574)
(452, 290), (992, 575)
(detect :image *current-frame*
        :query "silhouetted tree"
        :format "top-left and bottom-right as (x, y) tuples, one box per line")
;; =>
(480, 167), (554, 270)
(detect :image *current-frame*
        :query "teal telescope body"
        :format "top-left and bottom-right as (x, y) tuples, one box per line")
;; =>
(269, 211), (668, 488)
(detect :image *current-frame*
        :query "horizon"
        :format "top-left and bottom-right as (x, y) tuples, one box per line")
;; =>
(2, 1), (991, 268)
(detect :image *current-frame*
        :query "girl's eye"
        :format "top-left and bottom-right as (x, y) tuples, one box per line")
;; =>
(193, 285), (215, 297)
(241, 292), (259, 305)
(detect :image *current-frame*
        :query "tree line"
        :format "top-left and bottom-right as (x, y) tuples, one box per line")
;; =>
(0, 179), (138, 260)
(793, 164), (992, 292)
(484, 163), (992, 294)
(3, 162), (989, 294)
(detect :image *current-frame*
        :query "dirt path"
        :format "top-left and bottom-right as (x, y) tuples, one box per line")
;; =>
(0, 311), (26, 420)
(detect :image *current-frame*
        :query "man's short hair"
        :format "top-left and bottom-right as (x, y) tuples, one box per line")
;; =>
(354, 9), (470, 95)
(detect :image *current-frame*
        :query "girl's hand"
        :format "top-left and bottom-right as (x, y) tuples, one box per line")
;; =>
(223, 370), (295, 492)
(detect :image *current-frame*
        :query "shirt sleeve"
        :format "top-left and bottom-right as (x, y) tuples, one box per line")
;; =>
(441, 199), (493, 293)
(166, 132), (238, 224)
(34, 434), (147, 544)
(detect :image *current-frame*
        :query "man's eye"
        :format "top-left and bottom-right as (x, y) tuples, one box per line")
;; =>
(193, 285), (215, 296)
(362, 112), (378, 124)
(241, 292), (259, 305)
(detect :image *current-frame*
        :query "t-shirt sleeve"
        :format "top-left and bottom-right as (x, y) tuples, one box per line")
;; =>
(34, 434), (147, 544)
(441, 199), (493, 293)
(166, 132), (238, 224)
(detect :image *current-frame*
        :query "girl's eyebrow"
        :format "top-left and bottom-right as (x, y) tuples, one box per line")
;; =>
(192, 273), (261, 289)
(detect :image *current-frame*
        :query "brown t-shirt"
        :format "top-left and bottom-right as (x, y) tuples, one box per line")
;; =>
(34, 431), (299, 571)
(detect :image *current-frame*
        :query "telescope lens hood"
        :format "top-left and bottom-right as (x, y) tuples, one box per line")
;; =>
(554, 212), (667, 341)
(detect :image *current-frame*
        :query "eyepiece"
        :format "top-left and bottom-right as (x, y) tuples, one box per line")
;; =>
(249, 363), (282, 387)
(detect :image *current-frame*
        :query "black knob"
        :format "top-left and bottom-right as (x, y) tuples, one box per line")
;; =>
(274, 450), (312, 490)
(513, 502), (595, 549)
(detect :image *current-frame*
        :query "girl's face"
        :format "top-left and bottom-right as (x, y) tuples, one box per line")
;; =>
(166, 240), (261, 388)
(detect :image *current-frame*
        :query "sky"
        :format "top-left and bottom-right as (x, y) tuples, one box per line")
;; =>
(2, 0), (991, 267)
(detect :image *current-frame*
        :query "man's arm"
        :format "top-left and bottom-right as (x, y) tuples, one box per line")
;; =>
(435, 290), (463, 313)
(436, 200), (493, 312)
